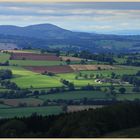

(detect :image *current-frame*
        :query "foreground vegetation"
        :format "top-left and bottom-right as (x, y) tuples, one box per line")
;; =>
(0, 103), (140, 137)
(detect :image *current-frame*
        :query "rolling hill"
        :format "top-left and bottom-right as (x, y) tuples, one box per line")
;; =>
(0, 23), (140, 53)
(0, 24), (93, 39)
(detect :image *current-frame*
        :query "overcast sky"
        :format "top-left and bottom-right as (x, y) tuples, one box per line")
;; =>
(0, 2), (140, 32)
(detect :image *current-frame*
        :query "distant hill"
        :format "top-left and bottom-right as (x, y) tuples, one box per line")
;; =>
(100, 30), (140, 35)
(0, 24), (93, 40)
(0, 23), (140, 53)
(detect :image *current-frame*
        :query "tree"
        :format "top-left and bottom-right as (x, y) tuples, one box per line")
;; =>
(75, 75), (78, 80)
(56, 51), (60, 57)
(97, 67), (101, 70)
(62, 104), (68, 113)
(84, 74), (88, 79)
(80, 60), (86, 65)
(119, 87), (126, 94)
(89, 74), (94, 79)
(68, 83), (75, 91)
(111, 72), (116, 79)
(0, 69), (12, 80)
(109, 84), (115, 95)
(0, 120), (27, 137)
(40, 49), (45, 54)
(65, 59), (71, 65)
(136, 71), (140, 76)
(33, 90), (39, 96)
(133, 86), (140, 92)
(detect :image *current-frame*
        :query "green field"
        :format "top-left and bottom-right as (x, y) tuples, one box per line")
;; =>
(81, 66), (140, 76)
(117, 94), (140, 101)
(0, 53), (10, 62)
(0, 50), (140, 118)
(0, 104), (11, 109)
(0, 65), (139, 89)
(0, 106), (62, 118)
(1, 90), (140, 118)
(38, 91), (112, 101)
(38, 91), (140, 101)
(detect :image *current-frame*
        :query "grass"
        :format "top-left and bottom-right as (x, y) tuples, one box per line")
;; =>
(12, 73), (63, 88)
(0, 53), (10, 62)
(0, 104), (11, 109)
(0, 66), (63, 88)
(81, 66), (140, 77)
(0, 106), (62, 118)
(58, 73), (105, 87)
(117, 93), (140, 101)
(38, 90), (112, 101)
(38, 91), (140, 101)
(0, 66), (104, 89)
(0, 65), (138, 89)
(0, 52), (139, 89)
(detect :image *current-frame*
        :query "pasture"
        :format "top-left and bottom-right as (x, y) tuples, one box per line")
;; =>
(0, 106), (62, 118)
(0, 50), (140, 118)
(0, 104), (11, 109)
(38, 91), (112, 101)
(0, 64), (139, 89)
(0, 52), (10, 62)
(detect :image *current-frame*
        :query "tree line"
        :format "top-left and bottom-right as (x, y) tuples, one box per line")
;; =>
(0, 102), (140, 137)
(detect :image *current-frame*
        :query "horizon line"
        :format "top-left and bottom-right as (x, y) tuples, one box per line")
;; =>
(1, 0), (140, 2)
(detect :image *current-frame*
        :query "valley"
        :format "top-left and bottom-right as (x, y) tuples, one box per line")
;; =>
(0, 49), (140, 118)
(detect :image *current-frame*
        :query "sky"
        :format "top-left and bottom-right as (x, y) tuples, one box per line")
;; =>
(0, 1), (140, 33)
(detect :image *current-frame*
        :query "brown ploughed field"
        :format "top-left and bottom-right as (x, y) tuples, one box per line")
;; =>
(0, 98), (43, 107)
(10, 53), (60, 61)
(26, 65), (74, 74)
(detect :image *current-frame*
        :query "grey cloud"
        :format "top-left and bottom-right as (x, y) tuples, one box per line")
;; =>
(0, 2), (140, 32)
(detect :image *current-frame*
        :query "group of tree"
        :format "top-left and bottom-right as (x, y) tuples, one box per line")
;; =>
(42, 97), (120, 107)
(1, 80), (19, 90)
(1, 102), (140, 137)
(125, 58), (140, 66)
(0, 89), (30, 99)
(40, 48), (60, 56)
(42, 71), (55, 76)
(122, 74), (140, 87)
(60, 79), (75, 90)
(81, 84), (101, 91)
(0, 69), (12, 80)
(0, 61), (9, 66)
(109, 84), (126, 95)
(73, 51), (115, 64)
(75, 73), (95, 80)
